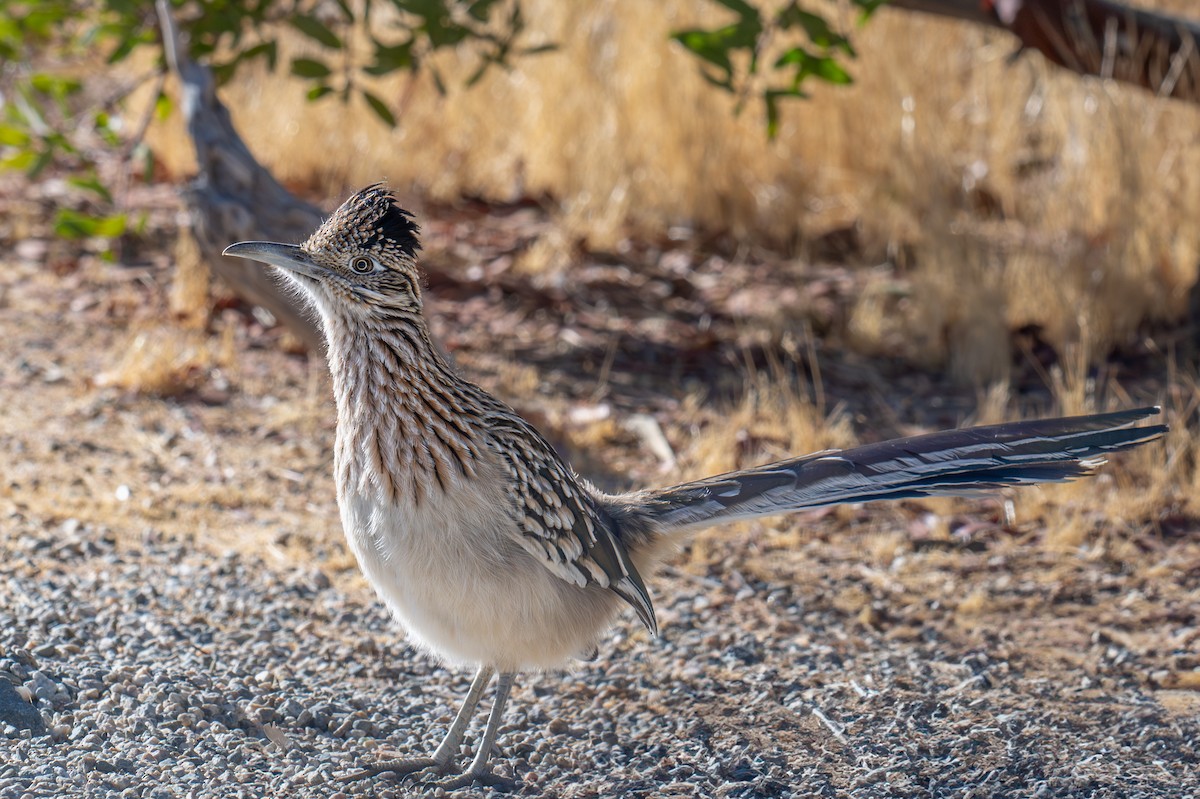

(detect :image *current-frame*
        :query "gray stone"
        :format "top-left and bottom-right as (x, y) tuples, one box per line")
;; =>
(0, 679), (45, 736)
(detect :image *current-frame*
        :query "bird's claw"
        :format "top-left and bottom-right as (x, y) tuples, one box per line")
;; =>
(436, 768), (516, 792)
(341, 757), (515, 792)
(339, 756), (446, 783)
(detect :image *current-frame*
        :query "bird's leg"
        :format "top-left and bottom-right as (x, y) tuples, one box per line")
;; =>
(423, 665), (497, 769)
(437, 671), (517, 790)
(342, 664), (496, 781)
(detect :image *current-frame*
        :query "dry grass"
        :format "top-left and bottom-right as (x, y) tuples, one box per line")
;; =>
(141, 0), (1200, 382)
(168, 226), (212, 331)
(95, 324), (231, 397)
(670, 376), (857, 481)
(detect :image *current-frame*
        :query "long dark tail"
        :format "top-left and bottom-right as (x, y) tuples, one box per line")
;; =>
(635, 407), (1167, 533)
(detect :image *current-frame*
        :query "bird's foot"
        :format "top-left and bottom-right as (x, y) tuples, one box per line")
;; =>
(436, 767), (517, 792)
(339, 755), (447, 782)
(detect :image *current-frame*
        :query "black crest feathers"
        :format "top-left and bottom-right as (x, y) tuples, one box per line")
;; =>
(308, 183), (422, 260)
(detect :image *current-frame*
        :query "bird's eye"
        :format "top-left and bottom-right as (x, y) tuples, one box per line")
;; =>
(350, 256), (376, 274)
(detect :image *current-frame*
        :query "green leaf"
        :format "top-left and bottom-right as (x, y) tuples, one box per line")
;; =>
(105, 27), (155, 65)
(465, 60), (488, 87)
(854, 0), (889, 19)
(813, 57), (852, 84)
(307, 85), (334, 101)
(19, 9), (61, 40)
(93, 111), (121, 147)
(212, 60), (238, 86)
(712, 0), (757, 16)
(365, 37), (413, 75)
(154, 92), (173, 121)
(698, 69), (735, 93)
(393, 0), (448, 18)
(68, 175), (114, 204)
(778, 7), (852, 54)
(240, 41), (278, 70)
(0, 151), (37, 171)
(397, 0), (471, 49)
(30, 73), (81, 100)
(467, 0), (502, 22)
(763, 88), (806, 138)
(774, 48), (852, 86)
(54, 209), (127, 239)
(92, 214), (128, 238)
(671, 30), (734, 76)
(43, 130), (75, 155)
(289, 15), (342, 49)
(290, 58), (332, 79)
(426, 20), (469, 49)
(29, 150), (53, 179)
(775, 46), (815, 68)
(361, 90), (396, 126)
(0, 124), (31, 147)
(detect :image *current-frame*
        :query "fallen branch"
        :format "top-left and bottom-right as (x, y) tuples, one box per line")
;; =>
(156, 0), (325, 352)
(890, 0), (1200, 103)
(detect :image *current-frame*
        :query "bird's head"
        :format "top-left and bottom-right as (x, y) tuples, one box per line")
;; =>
(223, 184), (424, 319)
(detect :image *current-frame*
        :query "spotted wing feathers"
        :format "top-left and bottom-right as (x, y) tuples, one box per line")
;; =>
(485, 412), (657, 635)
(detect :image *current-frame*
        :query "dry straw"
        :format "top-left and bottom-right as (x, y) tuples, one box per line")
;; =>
(143, 0), (1200, 382)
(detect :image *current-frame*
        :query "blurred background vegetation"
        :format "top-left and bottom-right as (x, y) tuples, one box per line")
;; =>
(5, 0), (1198, 381)
(2, 0), (1198, 543)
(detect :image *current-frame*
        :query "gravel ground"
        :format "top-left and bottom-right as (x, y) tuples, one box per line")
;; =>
(2, 516), (1197, 799)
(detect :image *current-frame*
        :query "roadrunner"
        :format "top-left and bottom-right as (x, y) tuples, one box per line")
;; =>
(225, 185), (1167, 788)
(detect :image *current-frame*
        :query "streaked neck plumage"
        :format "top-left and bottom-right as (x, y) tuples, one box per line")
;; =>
(322, 306), (482, 506)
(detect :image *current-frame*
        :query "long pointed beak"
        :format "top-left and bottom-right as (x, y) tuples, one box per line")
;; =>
(222, 241), (327, 281)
